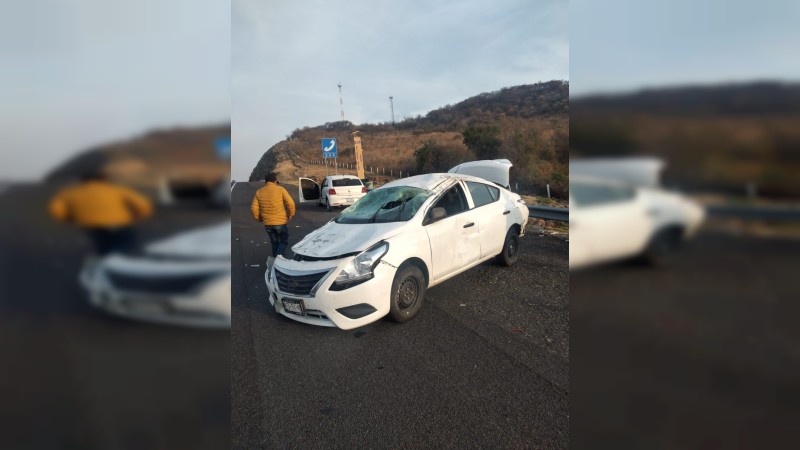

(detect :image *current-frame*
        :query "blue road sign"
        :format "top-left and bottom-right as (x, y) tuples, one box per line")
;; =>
(322, 138), (337, 158)
(214, 137), (231, 160)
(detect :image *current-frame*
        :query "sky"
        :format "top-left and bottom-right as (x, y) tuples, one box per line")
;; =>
(570, 0), (800, 97)
(4, 1), (797, 181)
(0, 0), (230, 181)
(232, 0), (569, 180)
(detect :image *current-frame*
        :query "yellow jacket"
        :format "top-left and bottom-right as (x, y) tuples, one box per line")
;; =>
(251, 182), (296, 226)
(48, 181), (153, 228)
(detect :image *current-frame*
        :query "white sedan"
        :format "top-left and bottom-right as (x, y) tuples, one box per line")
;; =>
(569, 158), (705, 269)
(299, 175), (368, 211)
(265, 159), (529, 330)
(80, 221), (232, 328)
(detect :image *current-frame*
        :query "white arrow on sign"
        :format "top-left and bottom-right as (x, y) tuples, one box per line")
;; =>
(323, 140), (335, 152)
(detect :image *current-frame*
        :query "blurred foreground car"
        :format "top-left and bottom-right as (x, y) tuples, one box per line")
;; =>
(80, 221), (231, 328)
(299, 174), (368, 211)
(266, 159), (529, 330)
(569, 158), (705, 269)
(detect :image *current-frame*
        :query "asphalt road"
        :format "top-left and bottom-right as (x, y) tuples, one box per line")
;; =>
(231, 181), (570, 449)
(570, 231), (800, 448)
(0, 184), (231, 450)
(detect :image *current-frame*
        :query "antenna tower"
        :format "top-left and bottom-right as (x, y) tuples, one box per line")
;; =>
(389, 96), (395, 124)
(338, 83), (345, 121)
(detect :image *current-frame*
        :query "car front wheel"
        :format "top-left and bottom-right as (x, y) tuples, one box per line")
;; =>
(496, 227), (520, 266)
(389, 264), (426, 323)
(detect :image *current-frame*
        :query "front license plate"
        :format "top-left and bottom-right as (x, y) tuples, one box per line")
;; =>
(282, 298), (305, 316)
(121, 298), (170, 315)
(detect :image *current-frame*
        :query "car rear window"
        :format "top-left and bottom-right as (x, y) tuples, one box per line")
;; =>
(466, 181), (499, 208)
(332, 178), (363, 187)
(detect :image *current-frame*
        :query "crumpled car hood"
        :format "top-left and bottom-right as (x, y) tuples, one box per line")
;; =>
(145, 221), (231, 259)
(292, 220), (408, 258)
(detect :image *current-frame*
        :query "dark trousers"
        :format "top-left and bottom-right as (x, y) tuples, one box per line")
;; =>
(87, 227), (138, 256)
(264, 224), (289, 257)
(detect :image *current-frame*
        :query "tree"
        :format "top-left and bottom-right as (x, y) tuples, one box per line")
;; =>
(462, 124), (501, 159)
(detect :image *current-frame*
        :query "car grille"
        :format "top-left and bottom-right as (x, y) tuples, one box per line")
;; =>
(107, 271), (219, 294)
(274, 269), (328, 296)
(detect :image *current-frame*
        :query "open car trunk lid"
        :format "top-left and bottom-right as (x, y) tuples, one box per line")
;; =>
(570, 157), (664, 187)
(448, 159), (512, 189)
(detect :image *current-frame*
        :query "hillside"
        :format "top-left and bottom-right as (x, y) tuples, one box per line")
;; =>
(46, 124), (231, 196)
(571, 81), (800, 197)
(250, 81), (569, 198)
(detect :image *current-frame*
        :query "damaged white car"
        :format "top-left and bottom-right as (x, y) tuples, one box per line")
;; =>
(569, 158), (705, 269)
(265, 159), (529, 330)
(80, 221), (231, 328)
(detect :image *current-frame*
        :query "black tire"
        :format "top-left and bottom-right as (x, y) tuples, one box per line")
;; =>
(326, 198), (331, 212)
(640, 228), (682, 266)
(496, 227), (520, 266)
(389, 264), (426, 323)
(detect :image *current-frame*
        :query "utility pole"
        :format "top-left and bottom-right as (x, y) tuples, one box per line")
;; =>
(338, 83), (345, 121)
(389, 96), (395, 124)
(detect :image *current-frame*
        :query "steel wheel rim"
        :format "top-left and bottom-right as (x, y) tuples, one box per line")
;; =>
(508, 236), (518, 259)
(397, 276), (420, 310)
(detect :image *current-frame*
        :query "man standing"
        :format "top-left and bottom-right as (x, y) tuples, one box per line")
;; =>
(251, 172), (296, 258)
(48, 171), (153, 256)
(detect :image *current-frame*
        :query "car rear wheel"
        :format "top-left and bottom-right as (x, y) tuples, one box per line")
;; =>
(496, 227), (520, 266)
(641, 228), (682, 266)
(389, 264), (426, 323)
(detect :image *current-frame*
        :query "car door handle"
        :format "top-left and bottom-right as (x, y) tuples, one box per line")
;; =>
(463, 222), (475, 228)
(503, 210), (511, 215)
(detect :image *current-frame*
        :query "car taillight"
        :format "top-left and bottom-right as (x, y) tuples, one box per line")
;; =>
(361, 186), (367, 193)
(328, 188), (336, 195)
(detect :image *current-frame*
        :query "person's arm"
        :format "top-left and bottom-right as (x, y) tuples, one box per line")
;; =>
(48, 192), (70, 223)
(122, 188), (153, 221)
(283, 188), (296, 220)
(251, 193), (261, 221)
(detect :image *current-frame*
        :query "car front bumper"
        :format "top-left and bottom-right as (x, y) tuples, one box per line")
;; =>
(265, 256), (396, 330)
(80, 257), (231, 329)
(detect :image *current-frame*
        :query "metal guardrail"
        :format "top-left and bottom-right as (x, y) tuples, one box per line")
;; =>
(705, 204), (800, 221)
(528, 205), (569, 222)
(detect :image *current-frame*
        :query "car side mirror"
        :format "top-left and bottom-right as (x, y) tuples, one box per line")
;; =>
(426, 207), (447, 224)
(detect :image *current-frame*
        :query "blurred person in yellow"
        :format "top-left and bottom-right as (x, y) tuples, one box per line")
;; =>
(48, 170), (153, 256)
(251, 172), (295, 260)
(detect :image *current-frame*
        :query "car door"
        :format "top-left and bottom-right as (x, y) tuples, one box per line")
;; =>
(569, 180), (652, 266)
(464, 181), (506, 258)
(298, 178), (320, 203)
(424, 182), (482, 282)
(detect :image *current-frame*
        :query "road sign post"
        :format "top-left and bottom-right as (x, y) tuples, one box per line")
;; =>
(214, 136), (231, 161)
(322, 138), (337, 159)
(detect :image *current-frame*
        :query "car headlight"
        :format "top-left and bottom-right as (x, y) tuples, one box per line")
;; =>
(330, 241), (389, 291)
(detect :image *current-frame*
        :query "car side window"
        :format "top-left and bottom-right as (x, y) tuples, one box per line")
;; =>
(432, 183), (468, 217)
(570, 182), (635, 207)
(466, 181), (499, 208)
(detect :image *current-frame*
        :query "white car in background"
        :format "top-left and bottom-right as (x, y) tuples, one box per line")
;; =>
(299, 175), (368, 211)
(569, 158), (705, 270)
(265, 159), (529, 330)
(80, 221), (231, 328)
